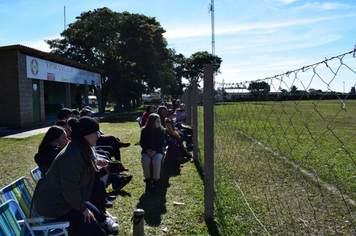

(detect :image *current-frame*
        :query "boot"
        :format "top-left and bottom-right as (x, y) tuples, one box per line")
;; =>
(144, 178), (151, 193)
(153, 180), (159, 194)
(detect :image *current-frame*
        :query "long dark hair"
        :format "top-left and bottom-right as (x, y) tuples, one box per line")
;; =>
(71, 136), (98, 174)
(143, 113), (164, 131)
(146, 105), (153, 113)
(38, 126), (65, 156)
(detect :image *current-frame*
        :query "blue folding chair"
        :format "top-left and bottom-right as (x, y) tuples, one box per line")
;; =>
(0, 199), (30, 236)
(0, 177), (69, 236)
(30, 167), (42, 185)
(0, 199), (69, 236)
(0, 177), (38, 219)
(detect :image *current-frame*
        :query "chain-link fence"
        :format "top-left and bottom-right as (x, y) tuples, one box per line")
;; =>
(184, 49), (356, 235)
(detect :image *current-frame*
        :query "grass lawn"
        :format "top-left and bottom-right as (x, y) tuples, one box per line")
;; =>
(0, 107), (219, 236)
(212, 100), (356, 235)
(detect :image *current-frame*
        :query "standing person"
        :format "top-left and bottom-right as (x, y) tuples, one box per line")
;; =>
(76, 92), (83, 110)
(140, 105), (154, 127)
(140, 114), (165, 194)
(33, 117), (115, 236)
(34, 126), (68, 176)
(172, 99), (178, 112)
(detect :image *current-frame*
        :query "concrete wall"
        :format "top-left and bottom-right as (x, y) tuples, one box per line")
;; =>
(0, 51), (46, 128)
(0, 45), (100, 128)
(18, 53), (35, 128)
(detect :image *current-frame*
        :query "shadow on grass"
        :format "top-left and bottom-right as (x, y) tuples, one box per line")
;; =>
(206, 220), (221, 236)
(135, 164), (181, 226)
(99, 107), (146, 124)
(135, 147), (187, 226)
(194, 149), (204, 181)
(194, 150), (222, 236)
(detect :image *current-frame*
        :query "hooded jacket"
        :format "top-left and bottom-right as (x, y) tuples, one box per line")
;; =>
(34, 140), (95, 218)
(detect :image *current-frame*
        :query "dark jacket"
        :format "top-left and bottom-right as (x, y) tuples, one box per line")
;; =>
(140, 128), (165, 155)
(34, 140), (95, 218)
(34, 145), (62, 176)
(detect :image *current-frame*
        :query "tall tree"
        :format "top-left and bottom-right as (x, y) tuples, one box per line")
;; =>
(248, 81), (271, 96)
(45, 7), (171, 111)
(183, 51), (222, 83)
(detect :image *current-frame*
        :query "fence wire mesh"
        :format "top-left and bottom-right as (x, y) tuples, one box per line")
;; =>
(197, 49), (356, 235)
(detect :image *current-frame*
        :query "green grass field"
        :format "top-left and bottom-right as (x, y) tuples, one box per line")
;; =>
(212, 99), (356, 235)
(2, 100), (356, 235)
(0, 108), (217, 236)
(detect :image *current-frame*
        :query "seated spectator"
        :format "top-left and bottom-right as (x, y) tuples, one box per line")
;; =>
(67, 117), (78, 131)
(57, 108), (71, 120)
(34, 126), (68, 176)
(166, 109), (192, 160)
(54, 120), (72, 140)
(33, 117), (119, 235)
(175, 103), (187, 124)
(77, 112), (132, 190)
(78, 107), (133, 190)
(71, 109), (80, 119)
(157, 106), (168, 128)
(172, 99), (178, 112)
(80, 108), (92, 117)
(78, 111), (131, 170)
(140, 114), (165, 194)
(174, 103), (193, 147)
(140, 105), (154, 127)
(166, 102), (173, 110)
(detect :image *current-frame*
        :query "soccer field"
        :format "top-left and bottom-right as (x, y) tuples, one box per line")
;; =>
(210, 99), (356, 235)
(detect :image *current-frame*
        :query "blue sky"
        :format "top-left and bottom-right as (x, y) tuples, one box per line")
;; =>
(1, 0), (356, 92)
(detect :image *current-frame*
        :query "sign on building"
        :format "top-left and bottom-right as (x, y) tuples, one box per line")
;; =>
(26, 56), (101, 86)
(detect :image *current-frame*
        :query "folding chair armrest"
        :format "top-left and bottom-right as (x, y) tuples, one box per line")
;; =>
(31, 221), (69, 231)
(18, 216), (45, 225)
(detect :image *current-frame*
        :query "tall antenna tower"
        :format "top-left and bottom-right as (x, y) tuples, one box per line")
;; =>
(210, 0), (215, 56)
(64, 6), (66, 30)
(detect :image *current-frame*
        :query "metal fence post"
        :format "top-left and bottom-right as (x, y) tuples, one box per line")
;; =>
(204, 64), (214, 222)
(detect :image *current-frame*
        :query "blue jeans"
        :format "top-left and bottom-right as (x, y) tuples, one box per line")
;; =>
(54, 201), (105, 236)
(142, 153), (163, 180)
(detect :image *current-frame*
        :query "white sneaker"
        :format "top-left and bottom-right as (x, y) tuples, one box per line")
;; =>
(100, 218), (119, 232)
(105, 211), (118, 223)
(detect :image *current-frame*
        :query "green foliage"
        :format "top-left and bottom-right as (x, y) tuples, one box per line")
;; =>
(183, 51), (222, 83)
(46, 7), (177, 110)
(150, 97), (161, 103)
(247, 81), (270, 95)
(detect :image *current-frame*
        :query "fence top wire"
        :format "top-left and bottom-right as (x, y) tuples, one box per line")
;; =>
(215, 47), (356, 88)
(210, 47), (356, 235)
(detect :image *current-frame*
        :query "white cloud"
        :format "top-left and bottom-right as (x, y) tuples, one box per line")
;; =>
(21, 35), (61, 53)
(276, 0), (298, 4)
(295, 2), (350, 10)
(165, 15), (342, 40)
